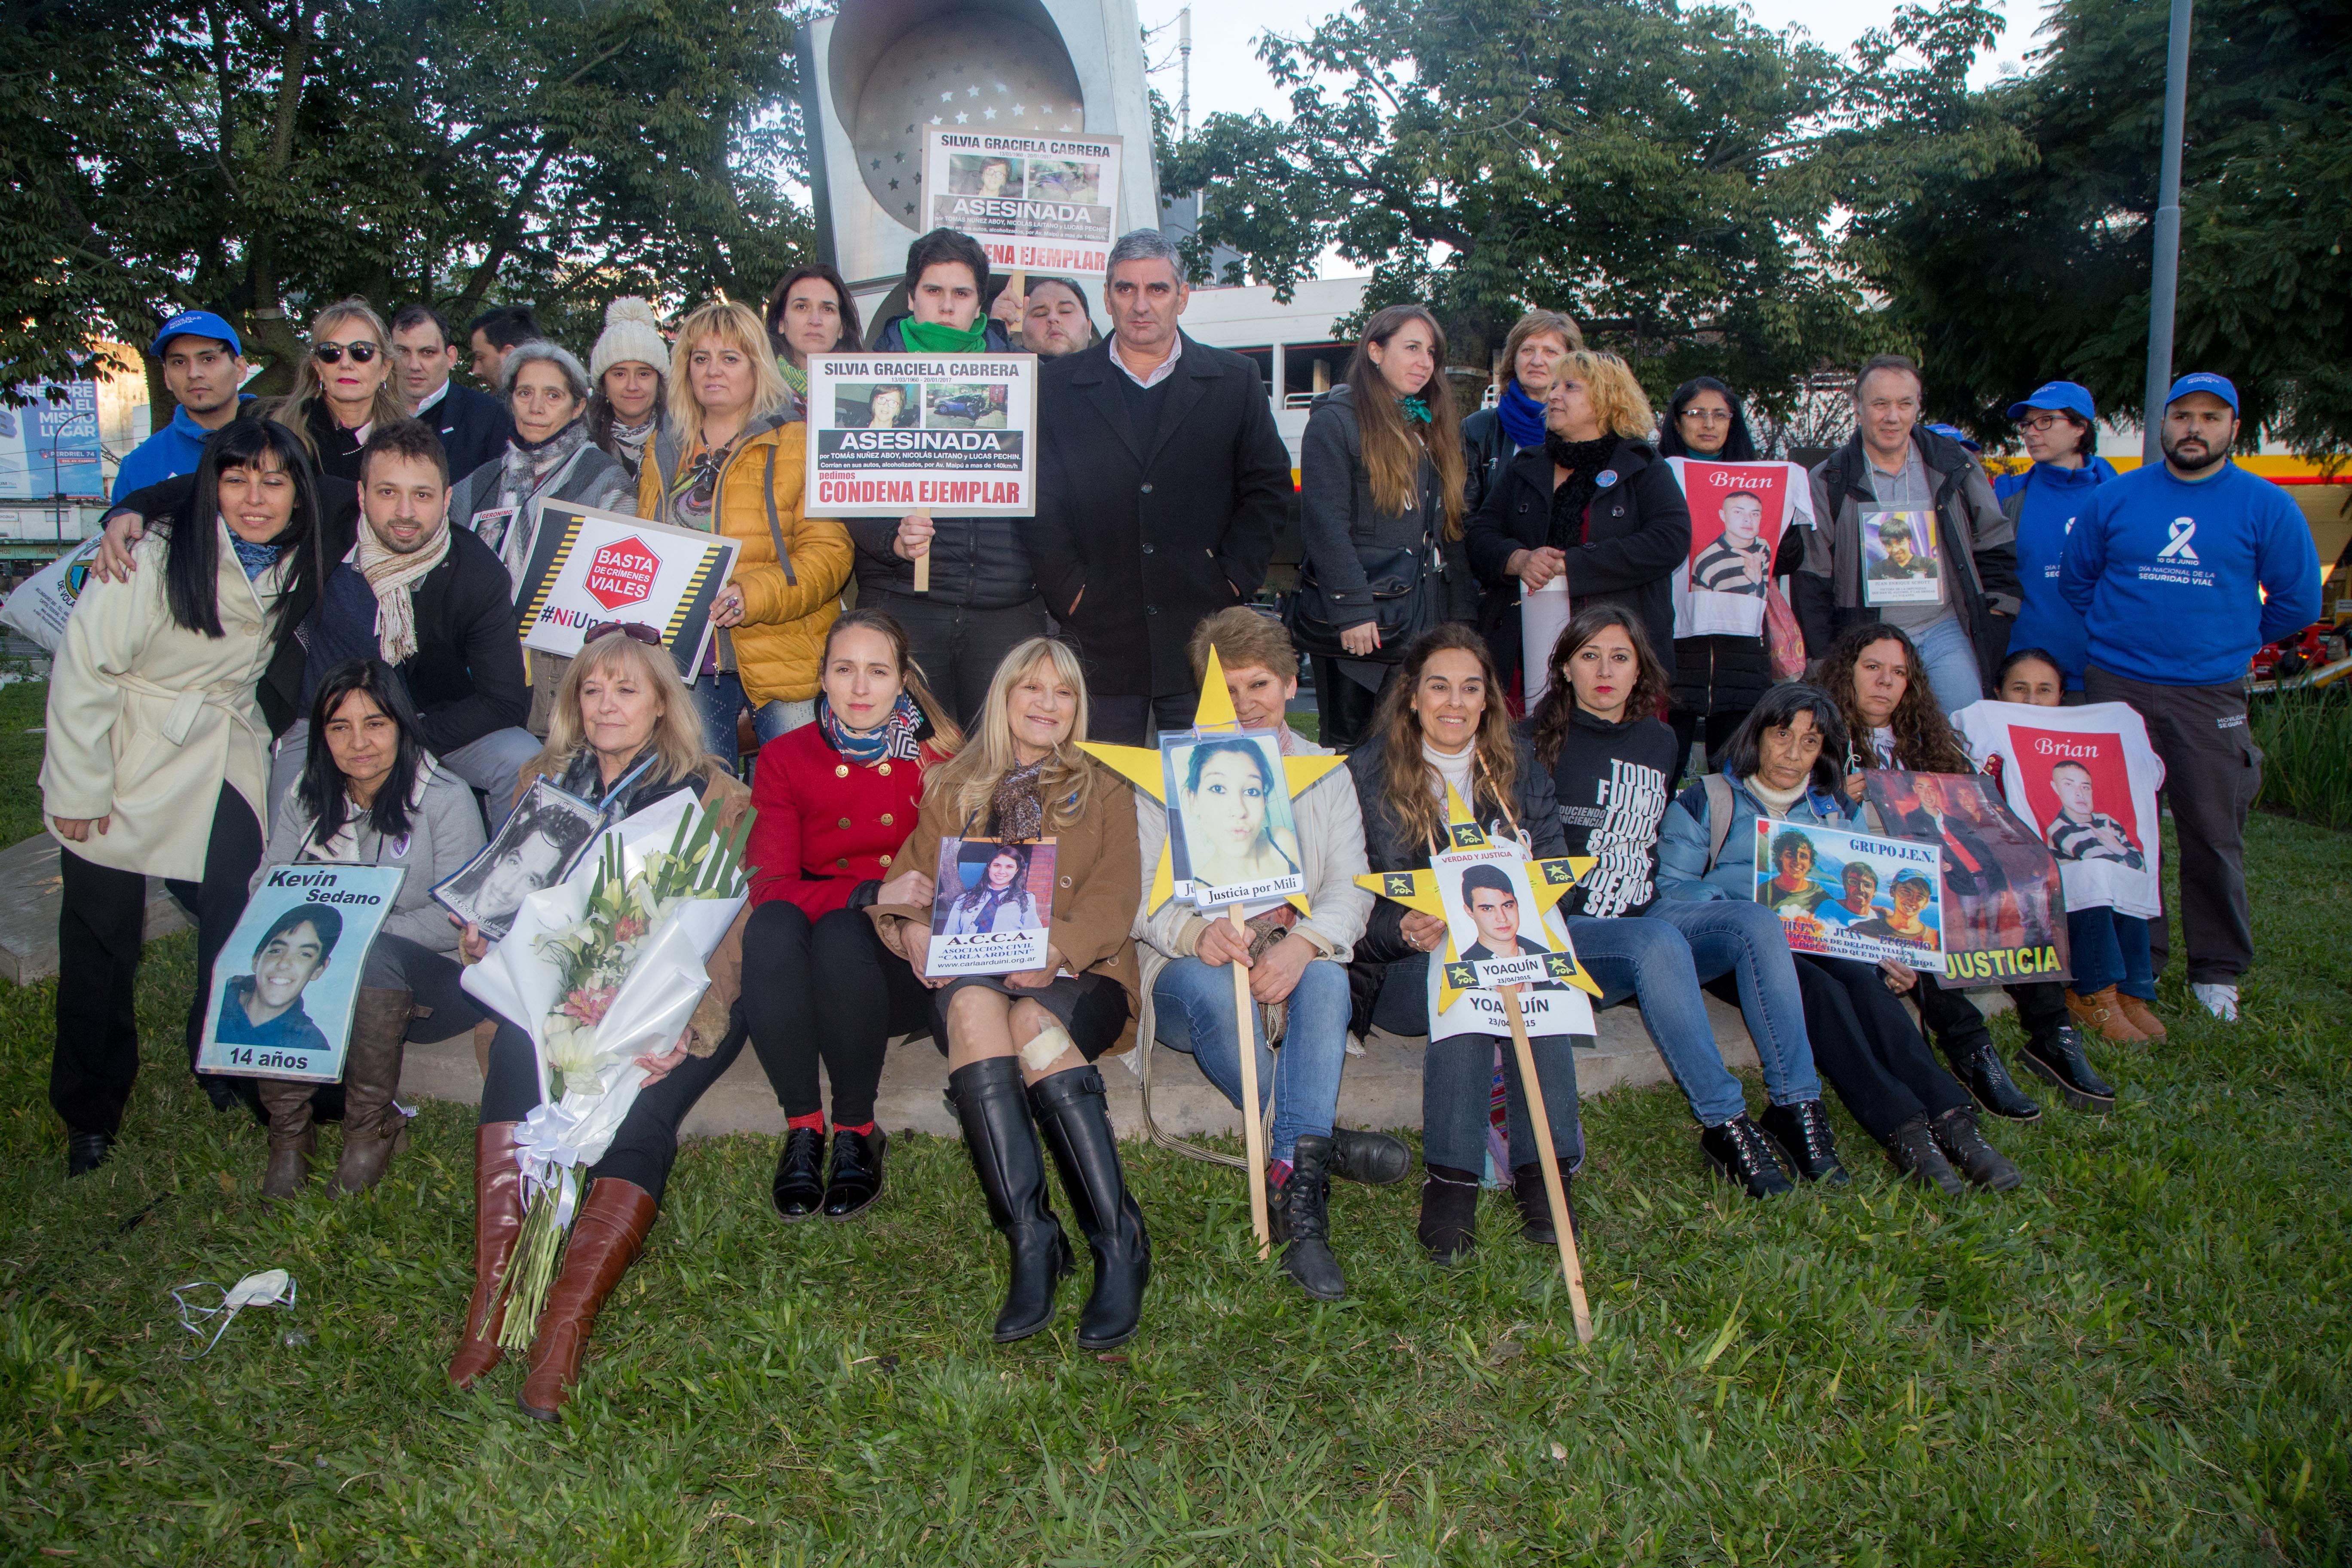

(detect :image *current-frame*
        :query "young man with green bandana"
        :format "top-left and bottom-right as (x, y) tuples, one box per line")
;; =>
(848, 228), (1046, 724)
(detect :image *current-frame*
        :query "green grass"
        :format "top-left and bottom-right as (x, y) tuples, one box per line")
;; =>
(1, 820), (2347, 1562)
(2253, 687), (2352, 831)
(0, 679), (51, 849)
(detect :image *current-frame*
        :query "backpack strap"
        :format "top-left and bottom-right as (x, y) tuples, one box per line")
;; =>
(763, 443), (798, 588)
(1703, 773), (1735, 871)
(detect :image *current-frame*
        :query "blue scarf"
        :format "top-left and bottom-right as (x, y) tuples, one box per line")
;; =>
(820, 692), (924, 766)
(1497, 379), (1548, 450)
(230, 538), (282, 580)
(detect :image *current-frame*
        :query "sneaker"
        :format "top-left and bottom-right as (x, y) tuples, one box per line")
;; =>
(2192, 983), (2239, 1022)
(1699, 1114), (1793, 1199)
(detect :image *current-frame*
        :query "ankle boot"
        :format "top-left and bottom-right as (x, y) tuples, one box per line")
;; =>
(1512, 1160), (1578, 1246)
(449, 1122), (525, 1389)
(518, 1177), (658, 1420)
(1759, 1099), (1849, 1185)
(2065, 986), (2147, 1044)
(334, 988), (413, 1194)
(1418, 1164), (1479, 1265)
(1268, 1136), (1345, 1301)
(1931, 1108), (2022, 1192)
(257, 1077), (318, 1199)
(1945, 1039), (2043, 1123)
(1030, 1066), (1151, 1351)
(1886, 1118), (1966, 1195)
(2115, 992), (2167, 1042)
(950, 1057), (1072, 1343)
(1326, 1127), (1411, 1186)
(1700, 1113), (1793, 1199)
(2016, 1023), (2116, 1114)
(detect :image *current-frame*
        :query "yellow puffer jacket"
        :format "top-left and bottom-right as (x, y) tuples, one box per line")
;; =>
(639, 419), (852, 706)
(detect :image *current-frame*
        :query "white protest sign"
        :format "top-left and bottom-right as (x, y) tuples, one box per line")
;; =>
(925, 836), (1057, 977)
(196, 865), (408, 1083)
(0, 535), (103, 653)
(922, 129), (1125, 276)
(804, 354), (1039, 517)
(513, 502), (740, 680)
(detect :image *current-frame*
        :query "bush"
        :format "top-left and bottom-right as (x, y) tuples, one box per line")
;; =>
(2252, 686), (2352, 829)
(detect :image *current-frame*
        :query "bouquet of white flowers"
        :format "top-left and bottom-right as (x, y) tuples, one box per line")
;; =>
(460, 789), (753, 1349)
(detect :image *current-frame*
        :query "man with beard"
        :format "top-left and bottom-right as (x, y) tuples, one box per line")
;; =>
(2060, 373), (2319, 1021)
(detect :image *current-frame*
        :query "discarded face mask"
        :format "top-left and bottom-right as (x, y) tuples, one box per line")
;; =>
(172, 1268), (297, 1360)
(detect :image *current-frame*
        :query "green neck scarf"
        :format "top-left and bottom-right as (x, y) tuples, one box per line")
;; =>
(898, 317), (989, 354)
(1399, 395), (1432, 424)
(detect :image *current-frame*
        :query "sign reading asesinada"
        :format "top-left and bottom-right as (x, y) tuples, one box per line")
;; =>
(922, 129), (1124, 274)
(803, 353), (1040, 517)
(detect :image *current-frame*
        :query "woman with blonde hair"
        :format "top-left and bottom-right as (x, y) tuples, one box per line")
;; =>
(642, 298), (852, 763)
(869, 637), (1148, 1348)
(275, 298), (409, 484)
(1292, 303), (1470, 747)
(447, 624), (754, 1418)
(1460, 309), (1583, 517)
(1463, 347), (1692, 699)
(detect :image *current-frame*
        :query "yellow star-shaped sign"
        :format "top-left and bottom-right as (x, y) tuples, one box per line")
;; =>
(1080, 647), (1351, 915)
(1353, 782), (1602, 1011)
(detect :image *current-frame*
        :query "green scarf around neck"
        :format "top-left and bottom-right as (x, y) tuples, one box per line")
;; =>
(898, 316), (989, 354)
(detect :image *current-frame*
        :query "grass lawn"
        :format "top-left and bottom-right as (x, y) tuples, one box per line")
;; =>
(1, 791), (2347, 1560)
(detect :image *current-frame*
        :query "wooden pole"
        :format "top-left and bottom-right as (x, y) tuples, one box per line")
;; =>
(1500, 983), (1593, 1343)
(1228, 903), (1271, 1258)
(910, 507), (932, 593)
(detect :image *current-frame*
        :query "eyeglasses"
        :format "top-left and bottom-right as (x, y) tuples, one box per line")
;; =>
(312, 340), (381, 364)
(2019, 414), (2068, 433)
(585, 622), (663, 647)
(1679, 408), (1730, 423)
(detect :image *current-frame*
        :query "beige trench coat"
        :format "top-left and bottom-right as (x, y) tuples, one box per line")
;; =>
(41, 523), (291, 881)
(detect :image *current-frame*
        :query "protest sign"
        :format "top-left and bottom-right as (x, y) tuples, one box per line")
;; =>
(1951, 699), (2165, 919)
(1865, 770), (2070, 988)
(196, 865), (406, 1083)
(803, 353), (1039, 518)
(513, 503), (739, 680)
(925, 837), (1057, 977)
(0, 534), (102, 653)
(1753, 819), (1946, 970)
(1665, 459), (1812, 639)
(1161, 730), (1306, 909)
(434, 778), (605, 941)
(1859, 507), (1942, 607)
(922, 129), (1124, 276)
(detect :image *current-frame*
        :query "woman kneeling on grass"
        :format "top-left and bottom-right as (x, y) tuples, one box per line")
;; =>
(1525, 606), (1846, 1197)
(250, 659), (486, 1197)
(1346, 624), (1583, 1264)
(738, 609), (960, 1222)
(448, 626), (751, 1418)
(870, 638), (1148, 1349)
(1654, 684), (2021, 1194)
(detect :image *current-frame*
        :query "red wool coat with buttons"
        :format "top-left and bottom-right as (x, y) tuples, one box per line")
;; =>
(744, 721), (944, 916)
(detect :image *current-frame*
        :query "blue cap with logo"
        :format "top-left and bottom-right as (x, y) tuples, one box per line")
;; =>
(2005, 380), (2095, 421)
(2164, 372), (2239, 413)
(150, 309), (243, 359)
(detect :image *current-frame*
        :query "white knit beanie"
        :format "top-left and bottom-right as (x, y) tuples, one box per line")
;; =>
(590, 297), (669, 384)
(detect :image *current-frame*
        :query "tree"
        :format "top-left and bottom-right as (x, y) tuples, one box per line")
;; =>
(1158, 0), (2023, 416)
(1856, 0), (2352, 454)
(0, 0), (814, 406)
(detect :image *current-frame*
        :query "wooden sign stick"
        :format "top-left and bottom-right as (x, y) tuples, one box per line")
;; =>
(1501, 983), (1593, 1344)
(911, 508), (932, 593)
(1228, 903), (1271, 1258)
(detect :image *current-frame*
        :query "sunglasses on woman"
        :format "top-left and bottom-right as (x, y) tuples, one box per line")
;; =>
(312, 340), (381, 364)
(585, 622), (663, 647)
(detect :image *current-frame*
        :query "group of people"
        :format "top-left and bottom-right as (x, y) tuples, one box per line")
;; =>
(43, 224), (2318, 1418)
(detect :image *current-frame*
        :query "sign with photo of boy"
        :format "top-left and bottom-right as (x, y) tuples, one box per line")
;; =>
(1864, 770), (2070, 988)
(196, 866), (407, 1083)
(1663, 459), (1814, 639)
(1754, 819), (1946, 970)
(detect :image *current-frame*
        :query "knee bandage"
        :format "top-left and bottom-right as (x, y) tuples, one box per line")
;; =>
(1019, 1023), (1076, 1075)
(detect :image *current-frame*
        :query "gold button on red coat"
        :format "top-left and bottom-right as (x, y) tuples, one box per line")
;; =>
(836, 858), (850, 869)
(878, 763), (892, 776)
(880, 813), (894, 827)
(879, 854), (892, 867)
(835, 764), (849, 778)
(838, 818), (853, 830)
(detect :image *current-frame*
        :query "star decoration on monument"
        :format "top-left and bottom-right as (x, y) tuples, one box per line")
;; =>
(1354, 787), (1600, 1014)
(1079, 649), (1349, 917)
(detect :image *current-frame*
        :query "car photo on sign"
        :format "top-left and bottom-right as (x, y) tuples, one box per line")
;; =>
(926, 384), (1008, 429)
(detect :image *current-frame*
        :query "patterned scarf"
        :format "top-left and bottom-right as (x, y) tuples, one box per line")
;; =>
(607, 416), (656, 479)
(820, 692), (924, 766)
(230, 538), (282, 580)
(1399, 395), (1431, 424)
(355, 519), (452, 666)
(985, 756), (1047, 842)
(667, 435), (739, 533)
(495, 417), (591, 577)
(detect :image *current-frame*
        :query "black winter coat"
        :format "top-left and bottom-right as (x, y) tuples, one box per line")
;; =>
(1030, 333), (1290, 697)
(426, 381), (516, 485)
(1458, 405), (1529, 521)
(1295, 383), (1464, 645)
(1461, 437), (1692, 683)
(845, 316), (1041, 614)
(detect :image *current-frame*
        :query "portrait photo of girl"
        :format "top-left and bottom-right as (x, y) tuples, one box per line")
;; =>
(935, 838), (1049, 936)
(1164, 734), (1305, 904)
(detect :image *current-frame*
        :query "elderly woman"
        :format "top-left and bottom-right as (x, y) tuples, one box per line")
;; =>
(276, 297), (409, 483)
(871, 638), (1147, 1349)
(250, 658), (485, 1197)
(642, 299), (853, 760)
(43, 419), (329, 1175)
(447, 626), (751, 1418)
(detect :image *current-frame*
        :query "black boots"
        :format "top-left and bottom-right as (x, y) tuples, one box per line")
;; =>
(1512, 1160), (1577, 1247)
(1932, 1108), (2022, 1191)
(949, 1058), (1072, 1343)
(1418, 1164), (1479, 1265)
(1029, 1067), (1150, 1350)
(1759, 1099), (1849, 1185)
(1326, 1128), (1411, 1186)
(1886, 1118), (1966, 1195)
(66, 1130), (110, 1179)
(771, 1126), (825, 1220)
(1947, 1040), (2043, 1123)
(822, 1127), (888, 1219)
(1268, 1135), (1345, 1301)
(2016, 1024), (2116, 1114)
(1699, 1113), (1793, 1199)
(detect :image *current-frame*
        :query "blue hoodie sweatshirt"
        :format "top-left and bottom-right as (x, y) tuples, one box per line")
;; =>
(111, 396), (256, 499)
(1995, 457), (2117, 687)
(2058, 459), (2320, 688)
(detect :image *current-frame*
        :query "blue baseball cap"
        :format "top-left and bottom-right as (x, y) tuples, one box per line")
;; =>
(1926, 422), (1981, 453)
(2165, 372), (2239, 413)
(2005, 380), (2095, 421)
(150, 309), (243, 358)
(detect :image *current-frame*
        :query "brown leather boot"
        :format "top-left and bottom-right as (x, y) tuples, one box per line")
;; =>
(2064, 986), (2146, 1044)
(2116, 993), (2168, 1041)
(518, 1178), (658, 1421)
(334, 988), (413, 1194)
(448, 1121), (526, 1390)
(257, 1077), (318, 1199)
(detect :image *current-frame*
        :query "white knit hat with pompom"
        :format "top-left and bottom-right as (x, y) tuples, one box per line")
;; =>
(590, 297), (669, 384)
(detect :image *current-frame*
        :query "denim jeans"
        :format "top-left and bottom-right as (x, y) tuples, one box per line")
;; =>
(1152, 956), (1351, 1163)
(690, 673), (810, 763)
(1908, 616), (1986, 716)
(1572, 902), (1822, 1127)
(2068, 906), (2156, 999)
(1422, 1031), (1582, 1176)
